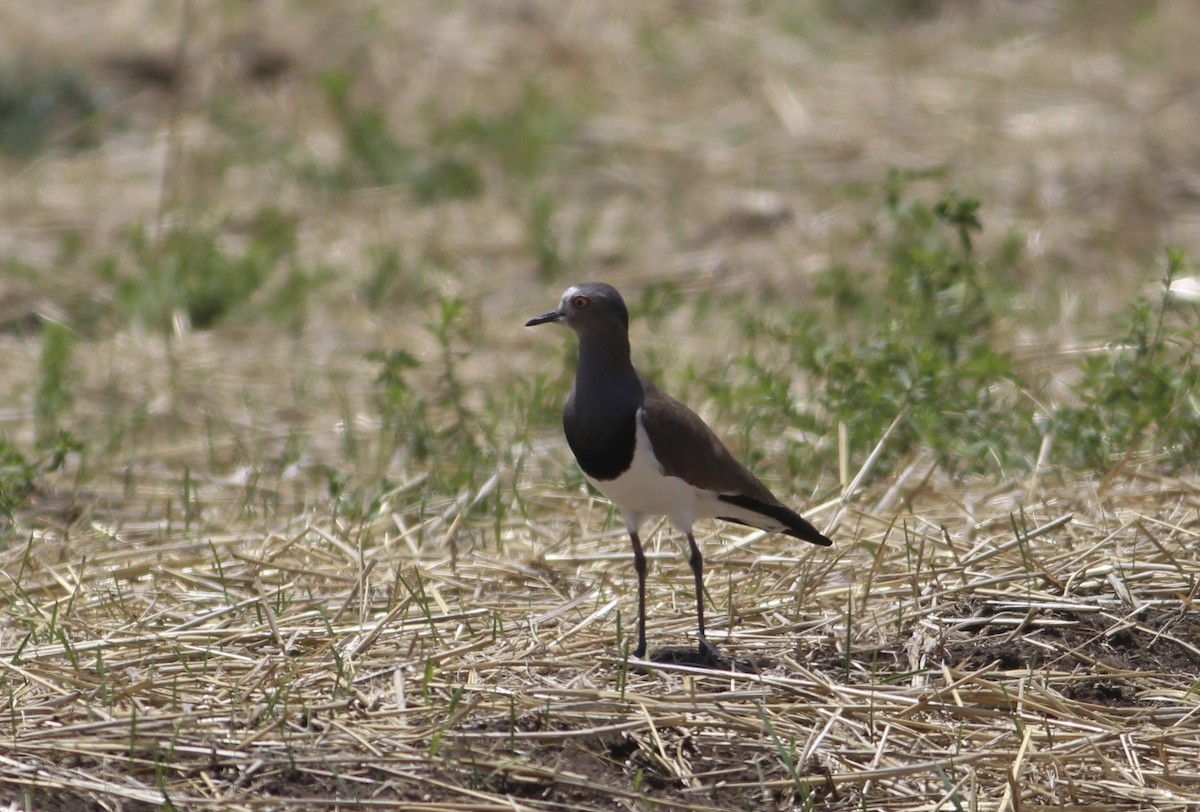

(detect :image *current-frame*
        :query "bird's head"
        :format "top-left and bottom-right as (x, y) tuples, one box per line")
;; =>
(525, 282), (629, 335)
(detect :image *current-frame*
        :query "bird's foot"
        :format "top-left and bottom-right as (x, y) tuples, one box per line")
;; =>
(699, 637), (760, 673)
(635, 639), (758, 672)
(698, 637), (730, 668)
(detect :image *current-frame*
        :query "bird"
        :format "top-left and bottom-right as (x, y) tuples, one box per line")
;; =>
(526, 282), (832, 664)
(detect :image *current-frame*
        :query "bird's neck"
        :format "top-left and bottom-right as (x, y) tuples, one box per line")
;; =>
(575, 329), (638, 393)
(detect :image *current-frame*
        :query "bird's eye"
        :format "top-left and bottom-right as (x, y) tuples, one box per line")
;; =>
(571, 295), (590, 309)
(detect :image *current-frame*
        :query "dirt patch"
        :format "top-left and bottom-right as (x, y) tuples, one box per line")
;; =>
(938, 600), (1200, 706)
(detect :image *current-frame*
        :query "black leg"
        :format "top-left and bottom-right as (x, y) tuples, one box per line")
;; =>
(685, 532), (716, 659)
(629, 531), (648, 658)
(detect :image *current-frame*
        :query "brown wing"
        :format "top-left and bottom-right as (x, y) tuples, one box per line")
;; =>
(638, 378), (780, 504)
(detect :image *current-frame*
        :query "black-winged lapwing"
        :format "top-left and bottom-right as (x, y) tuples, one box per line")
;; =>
(527, 282), (832, 664)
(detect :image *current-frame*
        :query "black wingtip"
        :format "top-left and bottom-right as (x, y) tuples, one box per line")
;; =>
(717, 493), (833, 547)
(778, 512), (833, 547)
(788, 524), (834, 547)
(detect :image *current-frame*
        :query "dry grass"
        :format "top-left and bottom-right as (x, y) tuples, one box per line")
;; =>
(4, 1), (1200, 810)
(5, 469), (1200, 809)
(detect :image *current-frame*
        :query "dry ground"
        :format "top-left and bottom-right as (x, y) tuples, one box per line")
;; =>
(3, 2), (1200, 810)
(6, 471), (1200, 810)
(7, 465), (1200, 806)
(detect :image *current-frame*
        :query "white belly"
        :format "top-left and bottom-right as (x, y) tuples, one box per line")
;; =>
(585, 412), (721, 535)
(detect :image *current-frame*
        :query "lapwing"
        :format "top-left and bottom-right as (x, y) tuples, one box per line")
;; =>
(527, 282), (832, 663)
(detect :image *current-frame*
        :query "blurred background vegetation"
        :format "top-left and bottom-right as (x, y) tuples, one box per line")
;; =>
(2, 0), (1199, 525)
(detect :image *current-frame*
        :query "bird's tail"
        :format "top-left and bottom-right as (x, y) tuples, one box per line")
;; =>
(716, 494), (833, 547)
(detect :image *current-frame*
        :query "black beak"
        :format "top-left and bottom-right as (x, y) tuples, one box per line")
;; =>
(525, 310), (562, 327)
